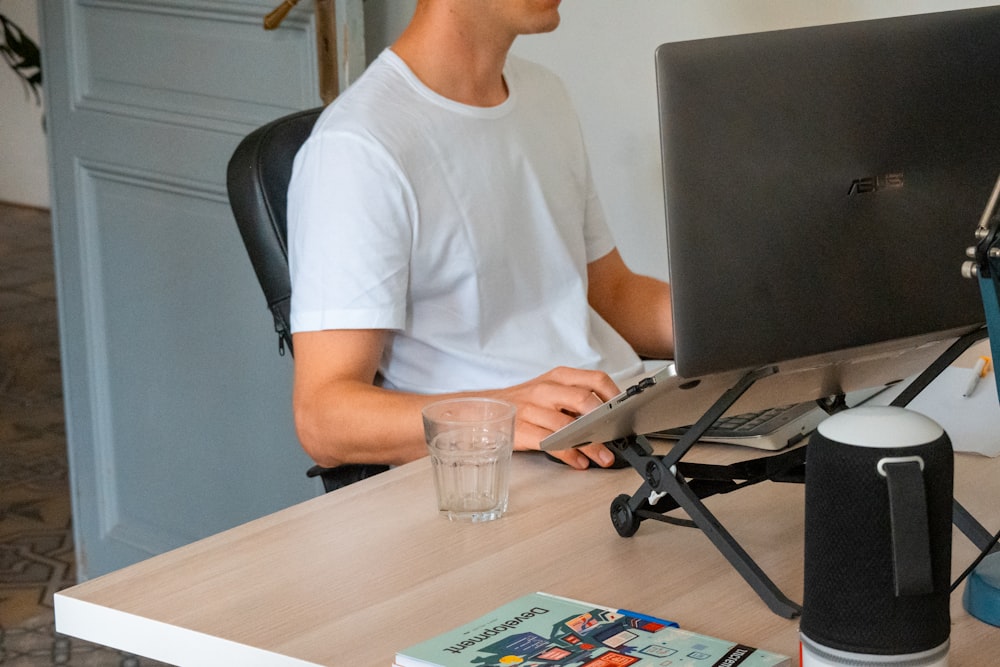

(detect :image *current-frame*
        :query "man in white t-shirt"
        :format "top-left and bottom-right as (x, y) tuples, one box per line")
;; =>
(287, 0), (673, 472)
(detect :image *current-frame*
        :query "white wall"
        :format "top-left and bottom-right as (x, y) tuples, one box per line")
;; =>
(363, 0), (414, 62)
(512, 0), (1000, 281)
(0, 0), (48, 208)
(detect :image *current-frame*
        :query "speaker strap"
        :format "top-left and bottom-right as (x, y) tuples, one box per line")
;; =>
(882, 459), (935, 596)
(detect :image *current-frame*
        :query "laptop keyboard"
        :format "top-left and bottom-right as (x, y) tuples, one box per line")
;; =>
(651, 402), (825, 450)
(706, 406), (799, 435)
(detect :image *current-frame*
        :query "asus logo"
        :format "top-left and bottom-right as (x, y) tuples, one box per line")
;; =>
(848, 173), (904, 195)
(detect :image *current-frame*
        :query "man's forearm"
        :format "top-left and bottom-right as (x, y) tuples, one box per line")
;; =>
(293, 380), (433, 468)
(618, 275), (673, 359)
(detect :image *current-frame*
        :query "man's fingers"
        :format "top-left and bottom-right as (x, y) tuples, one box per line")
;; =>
(516, 401), (578, 435)
(494, 366), (622, 469)
(521, 380), (607, 422)
(545, 366), (621, 402)
(539, 442), (615, 469)
(546, 447), (591, 470)
(576, 442), (616, 467)
(514, 417), (615, 470)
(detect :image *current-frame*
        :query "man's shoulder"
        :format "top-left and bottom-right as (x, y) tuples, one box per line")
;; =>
(317, 52), (404, 118)
(306, 51), (419, 148)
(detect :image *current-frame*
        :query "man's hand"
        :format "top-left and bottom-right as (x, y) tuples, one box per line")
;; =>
(490, 366), (620, 470)
(294, 329), (622, 470)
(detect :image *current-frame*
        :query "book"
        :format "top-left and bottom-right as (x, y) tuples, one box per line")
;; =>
(394, 592), (791, 667)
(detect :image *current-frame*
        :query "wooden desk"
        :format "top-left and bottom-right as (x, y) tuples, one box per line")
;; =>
(55, 447), (1000, 666)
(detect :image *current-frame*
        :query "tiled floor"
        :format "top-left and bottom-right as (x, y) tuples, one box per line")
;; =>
(0, 201), (70, 629)
(0, 202), (171, 665)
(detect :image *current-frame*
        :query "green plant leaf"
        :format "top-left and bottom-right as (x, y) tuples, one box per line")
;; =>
(1, 11), (43, 105)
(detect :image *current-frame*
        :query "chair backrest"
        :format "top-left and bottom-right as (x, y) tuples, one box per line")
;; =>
(226, 107), (323, 356)
(226, 108), (391, 492)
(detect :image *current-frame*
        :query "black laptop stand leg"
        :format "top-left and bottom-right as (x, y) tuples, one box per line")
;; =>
(890, 327), (987, 408)
(889, 327), (996, 553)
(610, 431), (802, 619)
(954, 499), (1000, 553)
(660, 366), (779, 470)
(608, 368), (803, 618)
(645, 455), (802, 619)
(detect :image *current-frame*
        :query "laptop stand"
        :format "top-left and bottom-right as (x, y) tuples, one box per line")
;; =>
(607, 326), (994, 619)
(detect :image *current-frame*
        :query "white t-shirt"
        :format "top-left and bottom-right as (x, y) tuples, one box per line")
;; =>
(287, 49), (643, 393)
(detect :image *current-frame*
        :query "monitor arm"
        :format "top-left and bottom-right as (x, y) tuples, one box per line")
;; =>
(961, 173), (1000, 397)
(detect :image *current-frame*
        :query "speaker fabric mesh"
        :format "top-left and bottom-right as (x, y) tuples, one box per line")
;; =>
(801, 430), (952, 654)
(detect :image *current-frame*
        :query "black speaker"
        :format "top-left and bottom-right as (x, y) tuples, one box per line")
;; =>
(800, 406), (952, 666)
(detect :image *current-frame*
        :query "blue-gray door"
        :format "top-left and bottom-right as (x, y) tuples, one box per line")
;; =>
(40, 0), (363, 579)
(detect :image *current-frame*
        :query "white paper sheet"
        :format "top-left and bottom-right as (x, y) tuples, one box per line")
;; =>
(879, 365), (1000, 457)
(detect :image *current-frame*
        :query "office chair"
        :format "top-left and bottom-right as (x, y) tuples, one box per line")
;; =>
(226, 107), (389, 493)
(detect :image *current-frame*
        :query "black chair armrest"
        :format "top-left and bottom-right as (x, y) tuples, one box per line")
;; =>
(307, 463), (391, 493)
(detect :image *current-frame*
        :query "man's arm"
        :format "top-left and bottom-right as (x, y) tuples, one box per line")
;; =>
(292, 329), (623, 470)
(587, 248), (674, 359)
(292, 329), (423, 467)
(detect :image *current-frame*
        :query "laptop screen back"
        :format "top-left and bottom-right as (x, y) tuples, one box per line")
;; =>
(658, 7), (995, 378)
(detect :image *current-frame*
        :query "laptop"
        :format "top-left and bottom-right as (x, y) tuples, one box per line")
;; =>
(542, 7), (993, 452)
(651, 401), (827, 451)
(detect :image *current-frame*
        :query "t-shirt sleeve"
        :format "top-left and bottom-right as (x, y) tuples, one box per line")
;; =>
(286, 128), (414, 333)
(581, 150), (617, 263)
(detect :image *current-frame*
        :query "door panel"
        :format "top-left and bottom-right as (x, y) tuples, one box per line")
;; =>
(74, 2), (316, 130)
(41, 0), (364, 578)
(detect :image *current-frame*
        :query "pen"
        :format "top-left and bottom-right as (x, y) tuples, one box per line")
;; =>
(962, 356), (992, 398)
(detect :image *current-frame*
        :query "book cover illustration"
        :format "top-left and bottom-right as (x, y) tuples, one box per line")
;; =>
(395, 592), (790, 667)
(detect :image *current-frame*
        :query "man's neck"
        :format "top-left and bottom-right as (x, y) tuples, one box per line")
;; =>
(391, 3), (513, 107)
